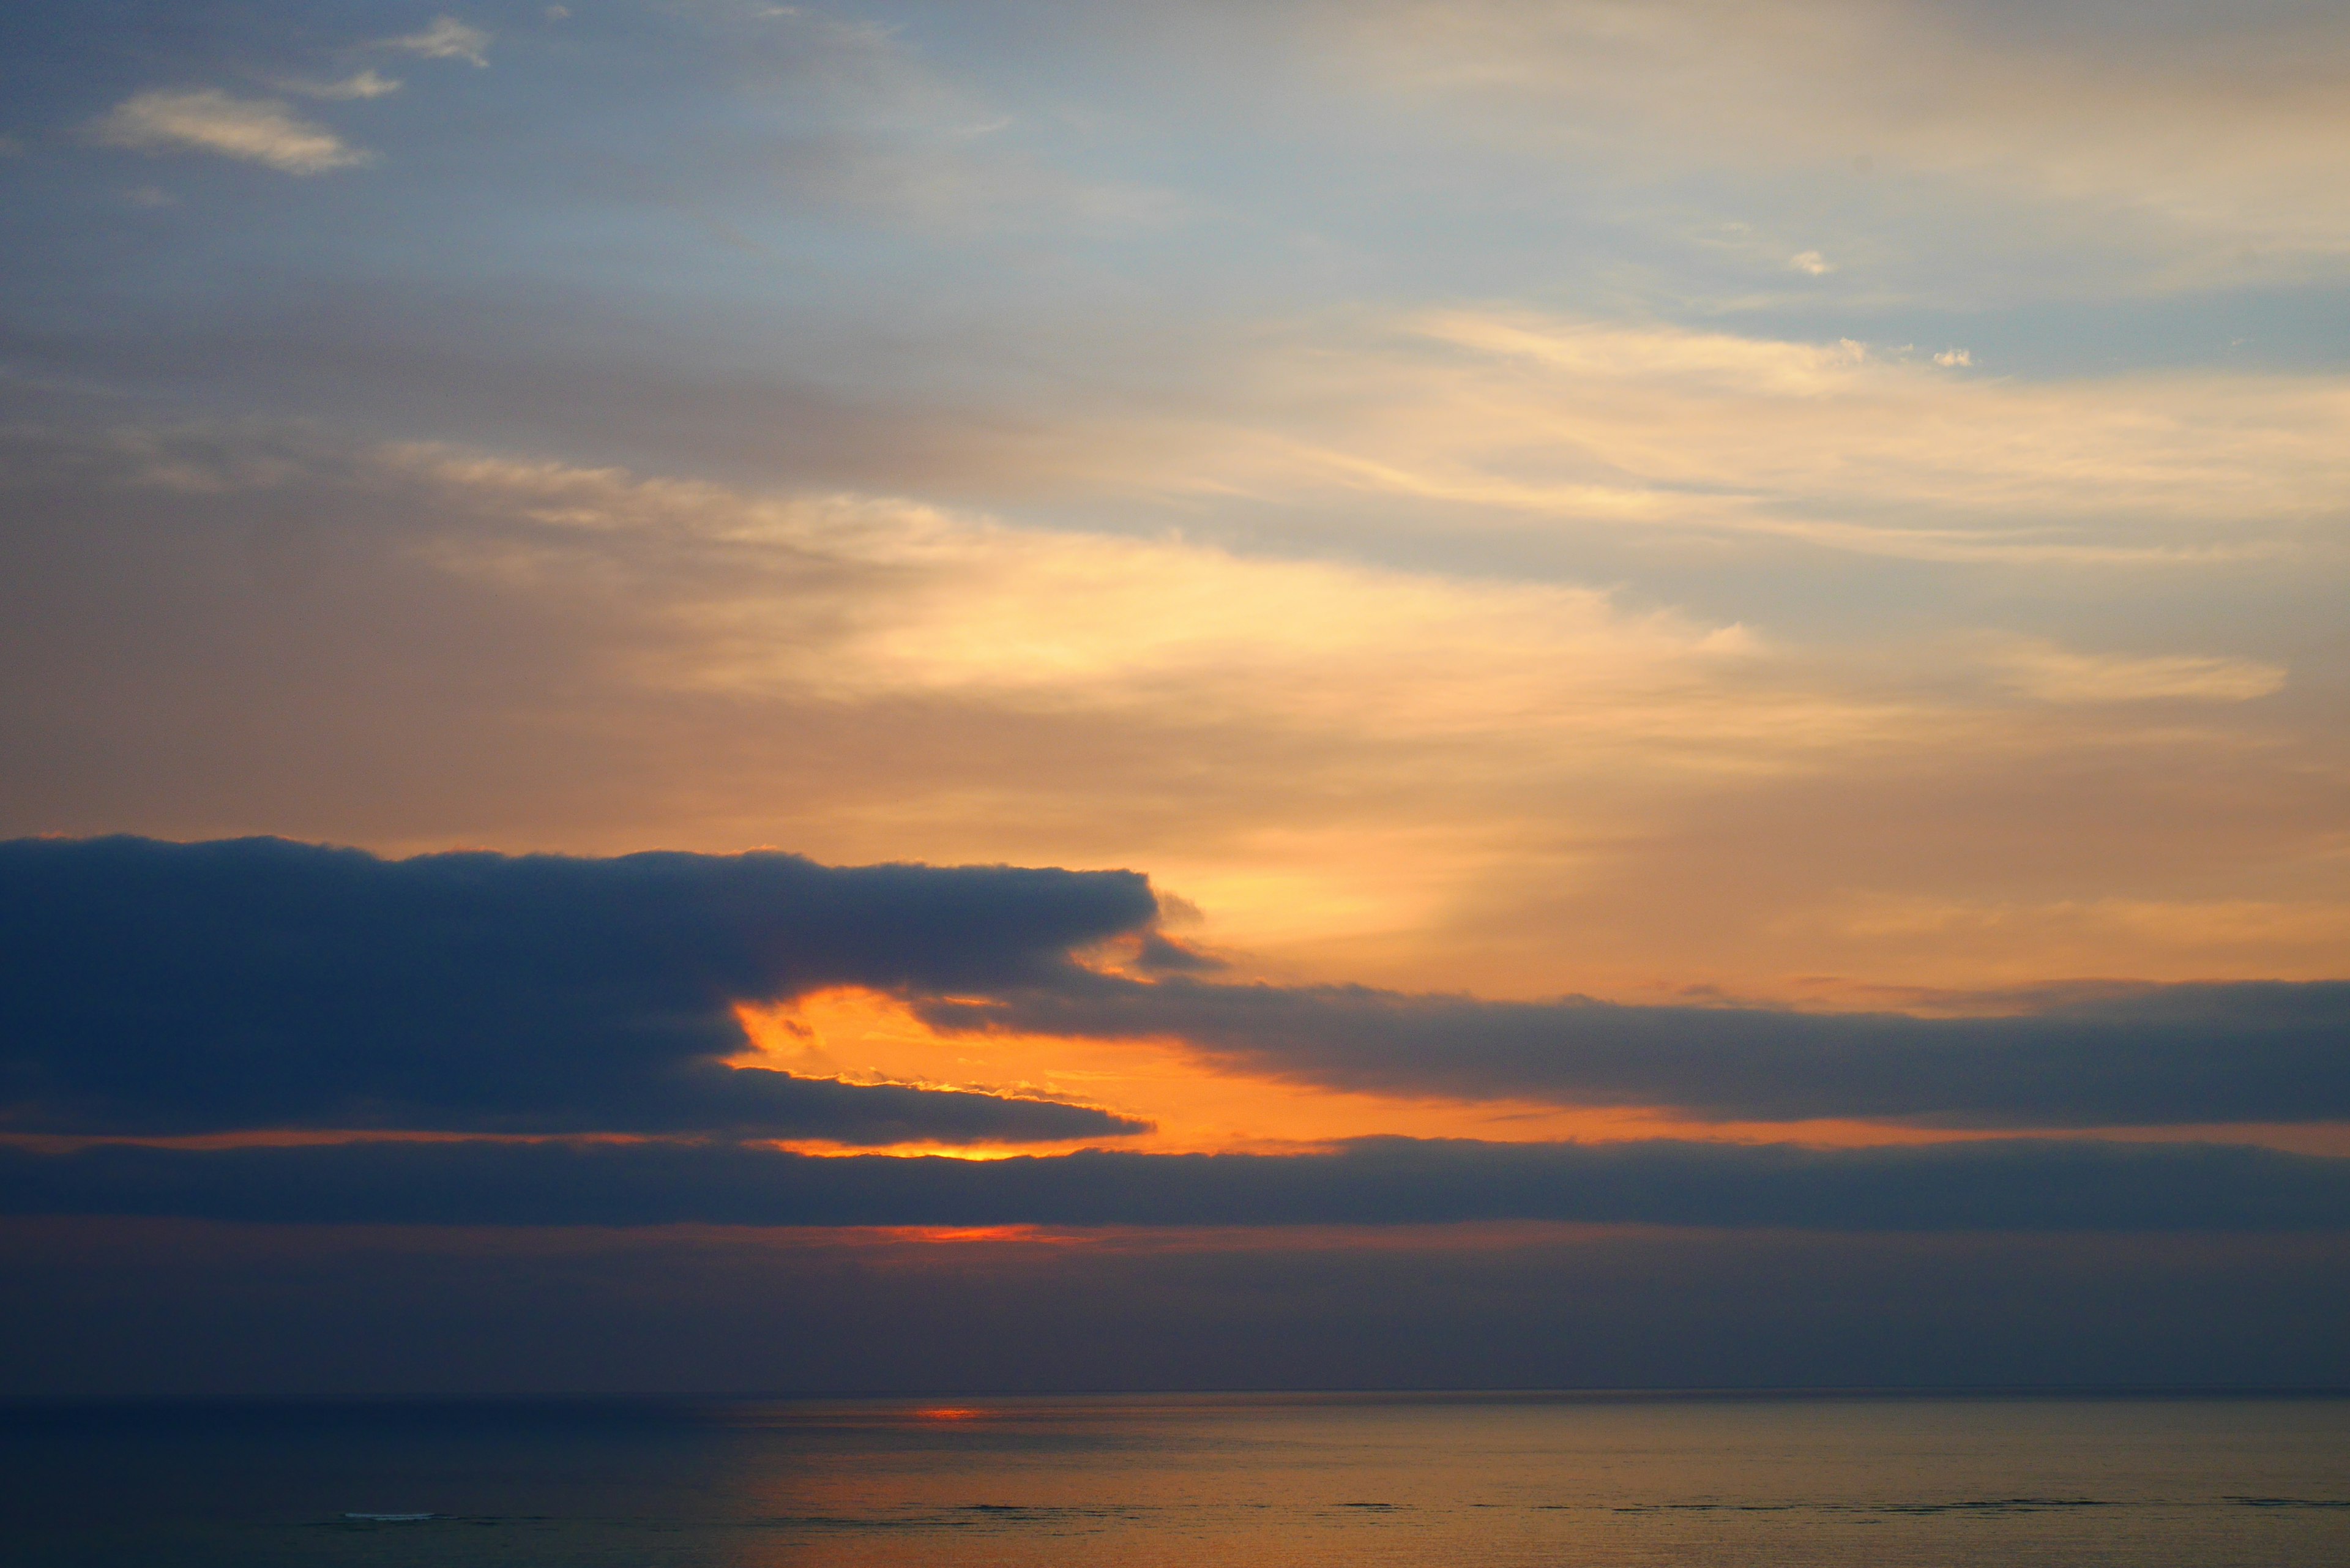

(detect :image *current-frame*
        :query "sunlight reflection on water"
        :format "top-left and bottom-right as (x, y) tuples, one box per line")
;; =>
(6, 1392), (2348, 1567)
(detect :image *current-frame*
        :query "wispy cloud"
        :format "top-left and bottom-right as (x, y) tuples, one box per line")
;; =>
(89, 88), (369, 174)
(1986, 637), (2287, 704)
(278, 70), (403, 101)
(1143, 309), (2350, 564)
(12, 413), (2336, 1000)
(1345, 0), (2350, 278)
(375, 15), (492, 68)
(385, 445), (1794, 749)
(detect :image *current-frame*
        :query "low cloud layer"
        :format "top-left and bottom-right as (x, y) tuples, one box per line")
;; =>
(0, 836), (1154, 1143)
(10, 1213), (2347, 1397)
(7, 1135), (2348, 1232)
(7, 836), (2344, 1140)
(927, 976), (2350, 1128)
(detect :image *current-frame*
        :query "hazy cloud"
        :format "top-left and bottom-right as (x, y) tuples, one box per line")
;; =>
(279, 70), (403, 101)
(1986, 637), (2288, 704)
(1345, 0), (2350, 275)
(4, 417), (2341, 997)
(376, 16), (492, 67)
(89, 88), (368, 174)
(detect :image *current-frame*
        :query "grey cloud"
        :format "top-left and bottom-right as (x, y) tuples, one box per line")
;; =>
(6, 1134), (2348, 1232)
(0, 836), (1156, 1143)
(922, 975), (2350, 1128)
(9, 1214), (2348, 1397)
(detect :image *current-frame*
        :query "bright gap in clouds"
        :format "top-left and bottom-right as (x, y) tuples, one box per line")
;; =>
(732, 988), (2350, 1159)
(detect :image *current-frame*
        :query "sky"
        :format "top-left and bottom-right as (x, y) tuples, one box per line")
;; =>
(4, 0), (2349, 1395)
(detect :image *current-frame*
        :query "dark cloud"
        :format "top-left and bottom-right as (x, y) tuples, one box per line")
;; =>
(10, 1213), (2350, 1398)
(10, 836), (2346, 1143)
(8, 1135), (2349, 1232)
(0, 835), (1155, 1142)
(923, 975), (2350, 1127)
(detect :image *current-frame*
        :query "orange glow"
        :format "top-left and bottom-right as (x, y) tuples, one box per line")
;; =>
(6, 982), (2334, 1164)
(729, 987), (2350, 1157)
(759, 1141), (1052, 1162)
(912, 1406), (987, 1421)
(735, 986), (1794, 1154)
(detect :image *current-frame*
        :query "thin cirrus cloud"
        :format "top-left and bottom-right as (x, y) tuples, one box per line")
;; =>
(88, 88), (369, 174)
(1173, 308), (2350, 566)
(1983, 637), (2286, 704)
(278, 70), (404, 101)
(385, 438), (2291, 781)
(0, 836), (1155, 1144)
(1339, 0), (2350, 278)
(4, 414), (2333, 1000)
(386, 444), (1774, 737)
(374, 16), (492, 68)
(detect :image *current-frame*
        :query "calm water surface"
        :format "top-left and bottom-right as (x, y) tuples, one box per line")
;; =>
(4, 1392), (2346, 1566)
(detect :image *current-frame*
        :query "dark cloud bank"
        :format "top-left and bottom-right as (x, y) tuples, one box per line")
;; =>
(10, 835), (2349, 1146)
(6, 834), (2350, 1248)
(5, 842), (2350, 1395)
(927, 976), (2350, 1128)
(0, 835), (1152, 1144)
(12, 1212), (2348, 1397)
(8, 1134), (2350, 1233)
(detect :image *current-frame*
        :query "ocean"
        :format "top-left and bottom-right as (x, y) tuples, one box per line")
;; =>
(4, 1392), (2346, 1566)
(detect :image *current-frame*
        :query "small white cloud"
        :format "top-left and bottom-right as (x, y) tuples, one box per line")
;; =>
(90, 89), (369, 175)
(376, 16), (492, 67)
(1933, 348), (1973, 367)
(1788, 250), (1834, 275)
(281, 70), (403, 101)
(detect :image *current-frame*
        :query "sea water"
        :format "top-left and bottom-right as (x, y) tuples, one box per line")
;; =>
(4, 1392), (2346, 1566)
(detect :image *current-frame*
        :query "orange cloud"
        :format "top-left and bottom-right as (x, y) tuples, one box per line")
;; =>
(731, 987), (2350, 1157)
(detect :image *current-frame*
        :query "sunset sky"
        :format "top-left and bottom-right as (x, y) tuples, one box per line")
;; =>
(5, 0), (2349, 1395)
